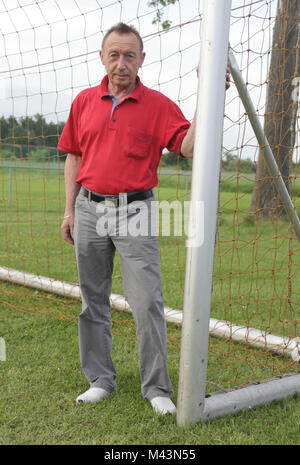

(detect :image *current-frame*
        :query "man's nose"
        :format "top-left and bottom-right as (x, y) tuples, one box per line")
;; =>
(117, 55), (126, 69)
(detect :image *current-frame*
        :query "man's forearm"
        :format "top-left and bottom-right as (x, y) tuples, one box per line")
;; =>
(180, 114), (197, 158)
(180, 65), (231, 159)
(64, 153), (82, 215)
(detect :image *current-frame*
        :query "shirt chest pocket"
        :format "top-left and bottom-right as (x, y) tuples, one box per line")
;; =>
(126, 127), (153, 159)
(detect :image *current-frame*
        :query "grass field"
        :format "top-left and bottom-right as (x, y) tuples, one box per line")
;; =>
(0, 164), (299, 445)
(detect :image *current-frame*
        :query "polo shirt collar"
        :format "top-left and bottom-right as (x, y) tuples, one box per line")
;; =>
(99, 75), (144, 102)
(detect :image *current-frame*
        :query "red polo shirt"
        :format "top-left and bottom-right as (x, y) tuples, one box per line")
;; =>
(58, 75), (190, 194)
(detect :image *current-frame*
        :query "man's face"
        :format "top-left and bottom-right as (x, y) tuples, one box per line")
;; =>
(100, 32), (145, 91)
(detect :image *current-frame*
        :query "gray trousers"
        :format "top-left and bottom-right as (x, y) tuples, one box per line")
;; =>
(73, 188), (173, 400)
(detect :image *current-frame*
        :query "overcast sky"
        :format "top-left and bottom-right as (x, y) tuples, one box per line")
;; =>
(0, 0), (281, 160)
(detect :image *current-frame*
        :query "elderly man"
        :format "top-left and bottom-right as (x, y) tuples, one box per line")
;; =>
(58, 22), (229, 415)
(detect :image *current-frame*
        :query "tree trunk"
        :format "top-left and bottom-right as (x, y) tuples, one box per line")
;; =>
(250, 0), (300, 217)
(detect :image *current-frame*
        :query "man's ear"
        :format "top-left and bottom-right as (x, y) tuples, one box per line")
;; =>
(140, 52), (146, 68)
(99, 50), (105, 65)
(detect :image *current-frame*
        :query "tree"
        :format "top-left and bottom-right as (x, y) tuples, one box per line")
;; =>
(0, 114), (65, 159)
(250, 0), (300, 217)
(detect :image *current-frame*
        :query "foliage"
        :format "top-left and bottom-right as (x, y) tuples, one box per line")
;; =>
(0, 115), (65, 159)
(161, 151), (192, 170)
(222, 152), (256, 174)
(147, 0), (177, 29)
(0, 115), (66, 161)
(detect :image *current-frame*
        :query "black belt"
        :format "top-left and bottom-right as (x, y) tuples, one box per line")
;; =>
(82, 187), (153, 206)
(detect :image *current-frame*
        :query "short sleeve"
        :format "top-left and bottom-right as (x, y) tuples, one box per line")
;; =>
(164, 100), (191, 155)
(57, 97), (82, 156)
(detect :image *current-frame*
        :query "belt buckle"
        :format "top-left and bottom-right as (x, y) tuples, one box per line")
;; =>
(104, 196), (118, 207)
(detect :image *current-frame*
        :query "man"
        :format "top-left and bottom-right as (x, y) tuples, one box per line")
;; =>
(58, 23), (229, 415)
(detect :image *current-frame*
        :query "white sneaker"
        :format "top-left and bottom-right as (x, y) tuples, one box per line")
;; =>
(150, 397), (177, 415)
(76, 387), (110, 404)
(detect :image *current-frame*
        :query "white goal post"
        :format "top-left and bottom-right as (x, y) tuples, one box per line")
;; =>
(177, 0), (233, 427)
(176, 0), (300, 426)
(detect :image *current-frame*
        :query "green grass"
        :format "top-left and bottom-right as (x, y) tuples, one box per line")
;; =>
(0, 284), (299, 445)
(0, 165), (300, 444)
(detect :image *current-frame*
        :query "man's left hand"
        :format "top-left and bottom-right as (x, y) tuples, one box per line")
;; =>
(196, 63), (231, 90)
(225, 64), (231, 90)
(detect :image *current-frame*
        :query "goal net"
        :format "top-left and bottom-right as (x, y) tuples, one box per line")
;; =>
(0, 0), (299, 414)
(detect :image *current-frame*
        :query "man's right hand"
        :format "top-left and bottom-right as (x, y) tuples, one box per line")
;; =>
(61, 215), (75, 245)
(61, 153), (82, 246)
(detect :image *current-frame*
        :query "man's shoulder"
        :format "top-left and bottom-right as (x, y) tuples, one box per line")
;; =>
(142, 84), (170, 102)
(73, 85), (99, 104)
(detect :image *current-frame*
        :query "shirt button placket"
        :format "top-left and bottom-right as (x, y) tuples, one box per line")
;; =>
(113, 105), (118, 123)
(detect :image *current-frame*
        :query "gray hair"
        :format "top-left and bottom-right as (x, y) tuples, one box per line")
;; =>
(102, 22), (144, 52)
